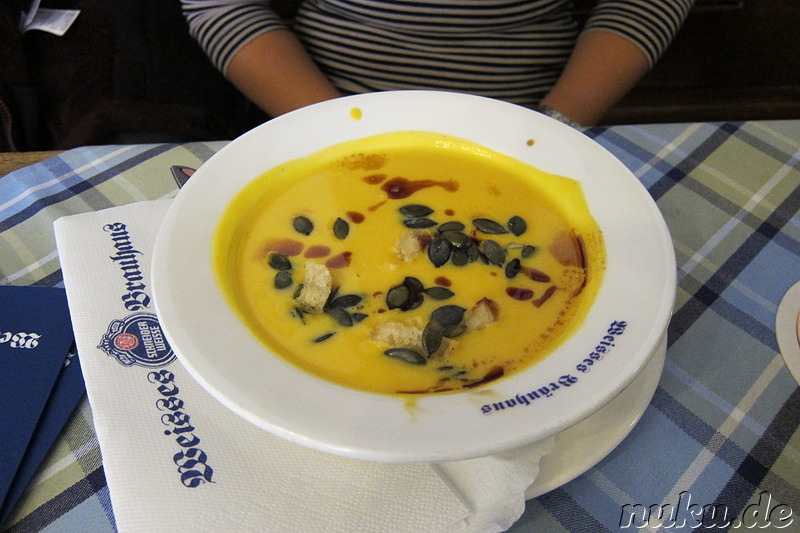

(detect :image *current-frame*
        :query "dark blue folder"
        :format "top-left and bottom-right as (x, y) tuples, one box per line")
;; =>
(0, 286), (76, 519)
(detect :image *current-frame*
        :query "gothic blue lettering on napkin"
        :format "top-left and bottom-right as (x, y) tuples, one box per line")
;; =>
(0, 286), (75, 512)
(103, 221), (151, 311)
(98, 220), (175, 368)
(148, 370), (215, 488)
(97, 218), (213, 487)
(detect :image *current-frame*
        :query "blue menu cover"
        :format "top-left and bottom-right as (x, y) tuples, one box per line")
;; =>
(0, 343), (85, 524)
(0, 286), (75, 515)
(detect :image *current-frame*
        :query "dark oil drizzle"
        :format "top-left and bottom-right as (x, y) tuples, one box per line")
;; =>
(346, 211), (365, 223)
(576, 235), (587, 269)
(396, 366), (505, 394)
(464, 366), (506, 388)
(520, 266), (551, 283)
(532, 286), (557, 308)
(363, 173), (387, 184)
(264, 238), (303, 256)
(381, 177), (458, 199)
(325, 251), (352, 268)
(506, 287), (534, 301)
(304, 245), (331, 258)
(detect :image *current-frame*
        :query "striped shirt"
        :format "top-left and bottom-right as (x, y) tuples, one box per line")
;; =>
(181, 0), (693, 109)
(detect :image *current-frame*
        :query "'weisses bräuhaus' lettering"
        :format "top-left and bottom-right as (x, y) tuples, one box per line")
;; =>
(99, 220), (216, 487)
(103, 222), (150, 311)
(480, 320), (628, 414)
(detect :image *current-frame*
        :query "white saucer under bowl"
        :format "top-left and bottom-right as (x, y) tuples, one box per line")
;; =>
(526, 332), (667, 499)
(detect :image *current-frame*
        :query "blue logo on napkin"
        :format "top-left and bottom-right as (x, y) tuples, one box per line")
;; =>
(98, 312), (175, 367)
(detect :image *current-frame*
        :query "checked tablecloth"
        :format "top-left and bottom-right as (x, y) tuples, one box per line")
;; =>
(1, 121), (798, 532)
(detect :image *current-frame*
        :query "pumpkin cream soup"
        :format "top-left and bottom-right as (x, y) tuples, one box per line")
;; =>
(214, 131), (605, 395)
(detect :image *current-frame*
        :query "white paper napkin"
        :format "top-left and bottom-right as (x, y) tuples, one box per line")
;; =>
(54, 200), (553, 533)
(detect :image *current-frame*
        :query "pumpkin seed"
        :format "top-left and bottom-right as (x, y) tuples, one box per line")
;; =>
(328, 294), (363, 308)
(441, 230), (471, 248)
(480, 239), (506, 266)
(386, 285), (410, 309)
(325, 306), (353, 327)
(451, 249), (469, 266)
(422, 319), (444, 356)
(437, 221), (465, 233)
(403, 217), (437, 229)
(403, 276), (425, 294)
(508, 215), (527, 236)
(437, 365), (455, 371)
(274, 270), (293, 289)
(333, 217), (349, 239)
(430, 305), (466, 327)
(521, 245), (537, 258)
(399, 204), (434, 218)
(473, 218), (508, 234)
(467, 244), (480, 263)
(268, 252), (292, 271)
(428, 237), (451, 267)
(406, 293), (424, 311)
(505, 258), (521, 279)
(327, 286), (340, 303)
(443, 323), (467, 338)
(385, 347), (427, 365)
(351, 312), (368, 322)
(425, 286), (454, 300)
(292, 215), (314, 235)
(314, 332), (335, 343)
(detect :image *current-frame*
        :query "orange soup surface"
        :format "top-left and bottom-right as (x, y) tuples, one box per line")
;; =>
(215, 132), (605, 395)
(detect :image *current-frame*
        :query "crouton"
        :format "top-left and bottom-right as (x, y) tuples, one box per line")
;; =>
(393, 229), (433, 262)
(293, 262), (332, 314)
(370, 320), (459, 358)
(433, 336), (459, 358)
(465, 297), (499, 331)
(370, 321), (422, 348)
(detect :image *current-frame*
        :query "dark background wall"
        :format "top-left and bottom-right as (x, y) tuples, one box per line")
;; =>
(2, 0), (798, 151)
(582, 0), (800, 125)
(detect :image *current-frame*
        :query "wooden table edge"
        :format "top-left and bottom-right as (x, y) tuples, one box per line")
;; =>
(0, 151), (64, 178)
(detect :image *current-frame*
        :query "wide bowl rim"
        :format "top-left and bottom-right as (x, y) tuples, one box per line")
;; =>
(152, 90), (677, 462)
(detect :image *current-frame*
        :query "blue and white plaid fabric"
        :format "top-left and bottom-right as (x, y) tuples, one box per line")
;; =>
(1, 122), (798, 532)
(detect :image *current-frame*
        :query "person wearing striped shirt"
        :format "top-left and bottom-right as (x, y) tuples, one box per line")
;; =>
(180, 0), (693, 127)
